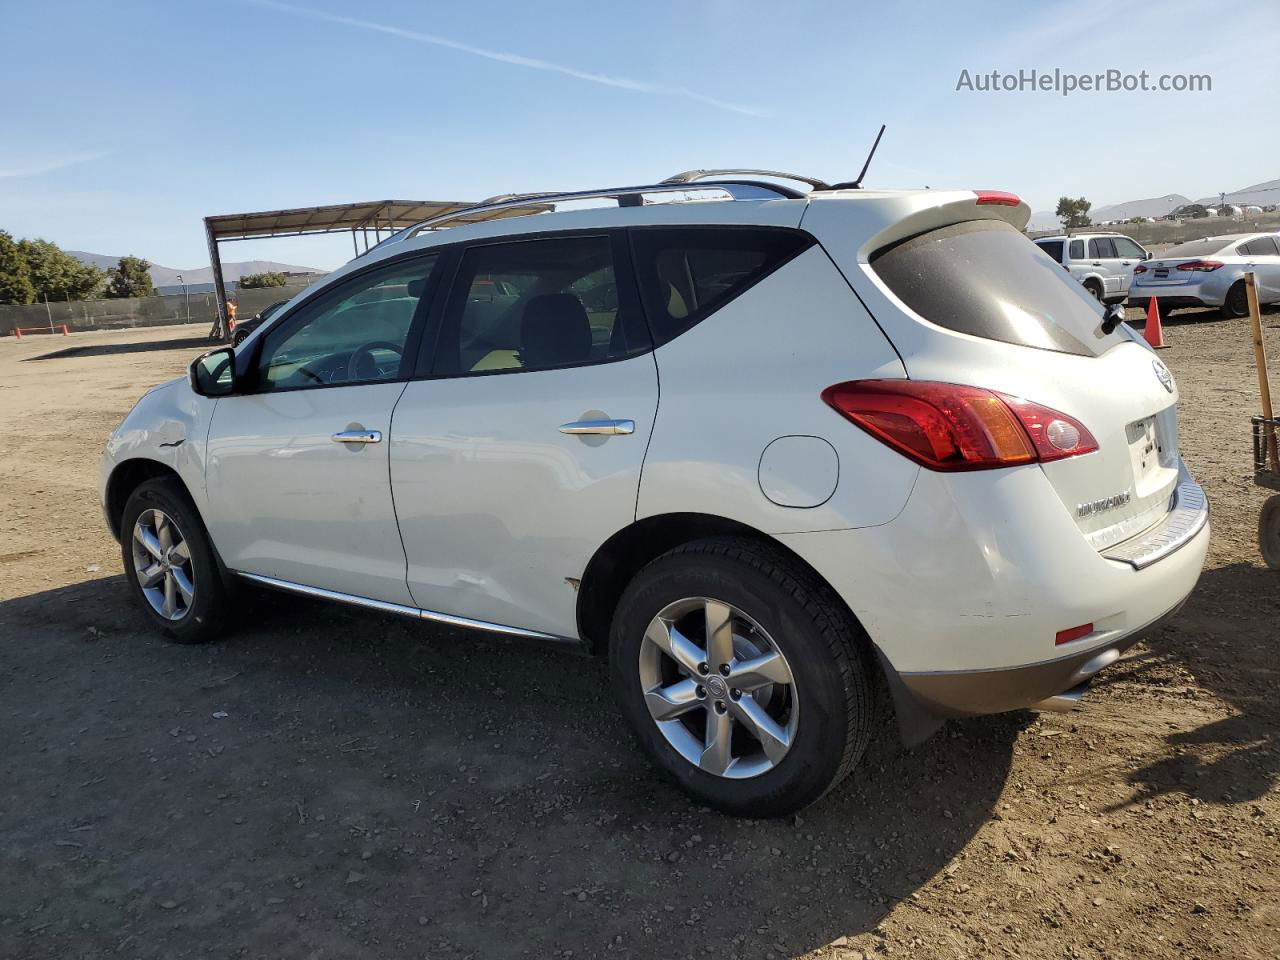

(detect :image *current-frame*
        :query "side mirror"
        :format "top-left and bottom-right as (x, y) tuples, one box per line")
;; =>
(1143, 251), (1152, 260)
(189, 347), (237, 397)
(1100, 302), (1126, 334)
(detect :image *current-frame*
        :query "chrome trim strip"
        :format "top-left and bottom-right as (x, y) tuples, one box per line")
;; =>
(1101, 469), (1208, 570)
(237, 573), (577, 643)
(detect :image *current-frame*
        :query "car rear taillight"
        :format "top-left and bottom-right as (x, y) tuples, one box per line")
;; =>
(1133, 264), (1147, 274)
(821, 380), (1098, 472)
(1175, 259), (1223, 272)
(974, 190), (1021, 206)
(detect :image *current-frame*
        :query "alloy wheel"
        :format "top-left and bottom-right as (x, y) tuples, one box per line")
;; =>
(131, 508), (196, 621)
(638, 597), (798, 779)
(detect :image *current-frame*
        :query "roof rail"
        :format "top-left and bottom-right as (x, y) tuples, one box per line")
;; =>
(399, 179), (802, 241)
(662, 169), (832, 191)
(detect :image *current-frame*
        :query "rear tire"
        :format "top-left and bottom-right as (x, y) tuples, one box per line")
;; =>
(232, 329), (249, 346)
(1221, 281), (1249, 319)
(120, 477), (230, 643)
(1084, 281), (1103, 302)
(1260, 495), (1280, 571)
(608, 537), (875, 817)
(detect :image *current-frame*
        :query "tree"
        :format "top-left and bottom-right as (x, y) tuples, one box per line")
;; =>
(104, 256), (155, 299)
(1055, 196), (1092, 229)
(18, 238), (103, 301)
(0, 230), (36, 305)
(239, 271), (288, 289)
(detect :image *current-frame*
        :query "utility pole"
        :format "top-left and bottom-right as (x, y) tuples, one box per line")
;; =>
(177, 274), (191, 324)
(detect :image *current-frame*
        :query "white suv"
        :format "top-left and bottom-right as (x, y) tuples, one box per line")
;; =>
(1033, 232), (1150, 304)
(101, 173), (1209, 816)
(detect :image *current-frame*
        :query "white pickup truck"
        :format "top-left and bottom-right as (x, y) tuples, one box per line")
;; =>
(1034, 233), (1151, 304)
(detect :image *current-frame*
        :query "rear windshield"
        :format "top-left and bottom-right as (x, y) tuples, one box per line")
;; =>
(871, 219), (1125, 357)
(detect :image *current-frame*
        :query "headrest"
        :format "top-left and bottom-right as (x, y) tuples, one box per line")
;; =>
(407, 276), (428, 299)
(520, 294), (591, 368)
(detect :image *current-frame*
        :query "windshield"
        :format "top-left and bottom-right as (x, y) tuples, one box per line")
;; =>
(871, 219), (1125, 357)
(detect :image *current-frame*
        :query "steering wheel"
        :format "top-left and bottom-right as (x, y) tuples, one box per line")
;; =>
(346, 341), (403, 382)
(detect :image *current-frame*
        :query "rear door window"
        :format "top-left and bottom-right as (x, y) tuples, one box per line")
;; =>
(871, 219), (1126, 357)
(1088, 238), (1117, 259)
(630, 227), (813, 346)
(1035, 240), (1064, 263)
(432, 234), (647, 377)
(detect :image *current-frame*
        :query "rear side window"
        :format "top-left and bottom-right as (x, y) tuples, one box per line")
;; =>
(1241, 237), (1280, 257)
(871, 219), (1126, 357)
(631, 227), (813, 346)
(1034, 240), (1064, 263)
(1068, 240), (1084, 259)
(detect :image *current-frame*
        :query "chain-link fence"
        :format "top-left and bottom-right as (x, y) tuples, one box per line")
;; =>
(0, 282), (320, 338)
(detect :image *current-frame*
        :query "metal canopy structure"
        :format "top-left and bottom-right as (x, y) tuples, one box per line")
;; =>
(202, 199), (489, 340)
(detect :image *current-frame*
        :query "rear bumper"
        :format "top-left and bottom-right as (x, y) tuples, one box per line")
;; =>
(777, 459), (1210, 718)
(1126, 294), (1206, 310)
(897, 597), (1184, 716)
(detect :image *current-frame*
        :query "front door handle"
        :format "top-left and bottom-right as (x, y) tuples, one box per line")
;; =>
(332, 430), (382, 444)
(559, 419), (635, 436)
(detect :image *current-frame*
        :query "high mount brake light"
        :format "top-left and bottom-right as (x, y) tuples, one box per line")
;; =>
(821, 380), (1098, 472)
(974, 190), (1021, 206)
(1175, 260), (1223, 272)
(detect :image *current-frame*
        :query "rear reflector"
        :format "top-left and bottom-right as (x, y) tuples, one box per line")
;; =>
(1055, 623), (1094, 645)
(1176, 259), (1223, 272)
(974, 190), (1021, 206)
(821, 380), (1097, 472)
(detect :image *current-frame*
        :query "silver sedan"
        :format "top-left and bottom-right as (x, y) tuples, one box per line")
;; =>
(1127, 232), (1280, 318)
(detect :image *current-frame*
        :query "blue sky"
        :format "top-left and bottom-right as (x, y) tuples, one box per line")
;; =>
(4, 0), (1279, 271)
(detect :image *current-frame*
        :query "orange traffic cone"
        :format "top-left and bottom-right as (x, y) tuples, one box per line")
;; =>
(1143, 297), (1166, 349)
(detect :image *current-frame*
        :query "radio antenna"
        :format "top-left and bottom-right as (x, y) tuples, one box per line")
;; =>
(830, 124), (886, 190)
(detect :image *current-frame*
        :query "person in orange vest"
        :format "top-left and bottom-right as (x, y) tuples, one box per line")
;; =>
(225, 299), (238, 339)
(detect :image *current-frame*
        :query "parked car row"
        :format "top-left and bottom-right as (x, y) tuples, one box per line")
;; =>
(1034, 230), (1280, 319)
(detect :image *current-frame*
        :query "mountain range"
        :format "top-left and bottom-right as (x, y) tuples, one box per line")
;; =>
(1027, 177), (1280, 232)
(66, 251), (325, 287)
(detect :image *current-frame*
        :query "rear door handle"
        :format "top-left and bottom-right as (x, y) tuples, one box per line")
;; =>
(559, 419), (635, 436)
(332, 430), (382, 444)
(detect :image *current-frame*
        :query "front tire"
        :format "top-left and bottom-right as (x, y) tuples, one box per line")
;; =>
(120, 477), (230, 643)
(608, 538), (875, 817)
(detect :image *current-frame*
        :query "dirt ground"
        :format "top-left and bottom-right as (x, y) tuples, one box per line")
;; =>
(1, 309), (1278, 960)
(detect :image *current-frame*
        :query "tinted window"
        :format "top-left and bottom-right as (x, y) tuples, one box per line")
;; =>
(1112, 237), (1145, 259)
(434, 235), (641, 376)
(256, 256), (437, 391)
(1035, 240), (1064, 263)
(1241, 237), (1280, 257)
(1069, 239), (1084, 259)
(1088, 238), (1117, 258)
(871, 219), (1125, 357)
(631, 227), (813, 345)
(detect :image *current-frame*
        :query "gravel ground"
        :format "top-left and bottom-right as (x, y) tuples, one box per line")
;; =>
(1, 310), (1278, 960)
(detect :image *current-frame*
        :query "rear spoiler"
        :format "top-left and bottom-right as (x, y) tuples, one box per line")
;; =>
(802, 189), (1031, 262)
